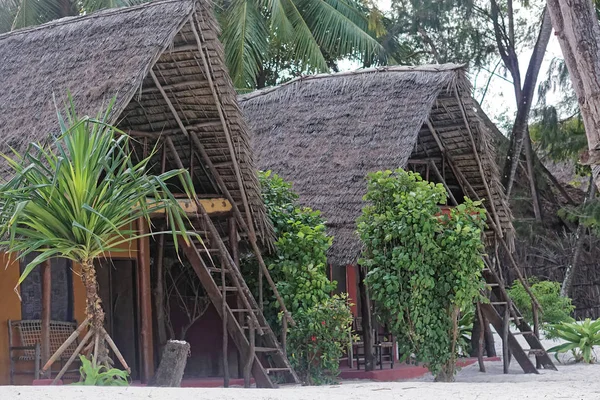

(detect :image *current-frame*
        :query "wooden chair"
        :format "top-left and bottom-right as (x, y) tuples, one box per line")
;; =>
(8, 320), (79, 384)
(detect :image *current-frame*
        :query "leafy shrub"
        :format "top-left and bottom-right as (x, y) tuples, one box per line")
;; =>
(73, 355), (129, 386)
(547, 319), (600, 363)
(243, 171), (335, 325)
(457, 308), (475, 357)
(287, 295), (354, 385)
(358, 169), (486, 381)
(508, 279), (574, 329)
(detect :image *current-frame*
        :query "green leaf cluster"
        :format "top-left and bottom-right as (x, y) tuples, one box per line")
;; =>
(508, 279), (574, 329)
(72, 355), (129, 386)
(357, 169), (486, 378)
(287, 294), (354, 385)
(547, 319), (600, 363)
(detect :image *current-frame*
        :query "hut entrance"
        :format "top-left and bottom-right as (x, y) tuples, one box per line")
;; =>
(96, 259), (140, 380)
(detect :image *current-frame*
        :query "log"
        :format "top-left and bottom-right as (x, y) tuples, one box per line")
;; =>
(148, 340), (190, 387)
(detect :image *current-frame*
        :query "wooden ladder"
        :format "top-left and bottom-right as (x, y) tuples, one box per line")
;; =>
(180, 211), (299, 388)
(479, 266), (557, 374)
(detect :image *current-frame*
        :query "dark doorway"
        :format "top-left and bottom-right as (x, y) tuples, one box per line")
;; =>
(96, 259), (140, 380)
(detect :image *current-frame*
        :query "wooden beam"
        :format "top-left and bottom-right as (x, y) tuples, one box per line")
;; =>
(137, 218), (154, 383)
(41, 260), (51, 378)
(148, 197), (232, 216)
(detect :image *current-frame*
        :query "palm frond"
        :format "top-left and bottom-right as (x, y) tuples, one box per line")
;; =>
(295, 0), (386, 64)
(221, 0), (269, 89)
(0, 95), (194, 286)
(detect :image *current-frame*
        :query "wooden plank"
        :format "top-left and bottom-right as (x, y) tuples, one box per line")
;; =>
(148, 197), (232, 216)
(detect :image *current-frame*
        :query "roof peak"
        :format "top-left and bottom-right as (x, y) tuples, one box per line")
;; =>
(0, 0), (193, 41)
(239, 63), (466, 103)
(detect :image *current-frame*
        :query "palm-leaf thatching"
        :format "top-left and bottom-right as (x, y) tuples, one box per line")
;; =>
(0, 0), (271, 242)
(240, 64), (514, 266)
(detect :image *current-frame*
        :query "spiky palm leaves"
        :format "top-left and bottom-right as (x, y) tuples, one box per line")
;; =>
(0, 99), (193, 380)
(217, 0), (388, 89)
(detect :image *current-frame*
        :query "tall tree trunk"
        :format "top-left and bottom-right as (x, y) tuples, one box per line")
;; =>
(503, 7), (553, 210)
(561, 175), (596, 297)
(546, 0), (600, 188)
(80, 260), (109, 363)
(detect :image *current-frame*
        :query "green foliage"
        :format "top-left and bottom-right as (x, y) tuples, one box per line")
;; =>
(0, 96), (194, 285)
(246, 171), (335, 324)
(508, 279), (574, 327)
(73, 355), (129, 386)
(357, 169), (486, 379)
(217, 0), (388, 90)
(287, 294), (354, 385)
(457, 307), (474, 357)
(547, 319), (600, 363)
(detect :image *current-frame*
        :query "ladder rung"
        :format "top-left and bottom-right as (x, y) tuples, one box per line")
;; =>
(491, 301), (508, 305)
(195, 247), (220, 253)
(208, 267), (229, 273)
(255, 347), (279, 353)
(512, 331), (535, 336)
(522, 348), (546, 354)
(230, 309), (258, 312)
(265, 368), (291, 373)
(509, 316), (524, 321)
(243, 325), (270, 330)
(223, 286), (238, 291)
(487, 283), (501, 287)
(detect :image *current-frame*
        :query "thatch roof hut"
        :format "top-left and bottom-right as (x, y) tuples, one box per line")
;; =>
(240, 64), (514, 266)
(0, 0), (270, 240)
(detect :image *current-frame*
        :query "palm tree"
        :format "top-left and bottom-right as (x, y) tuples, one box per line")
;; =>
(0, 98), (194, 377)
(218, 0), (388, 89)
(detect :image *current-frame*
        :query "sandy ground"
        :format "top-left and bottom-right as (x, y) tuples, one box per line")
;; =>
(2, 329), (597, 399)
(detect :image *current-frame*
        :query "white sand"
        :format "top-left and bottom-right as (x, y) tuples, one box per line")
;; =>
(3, 329), (597, 399)
(2, 360), (599, 400)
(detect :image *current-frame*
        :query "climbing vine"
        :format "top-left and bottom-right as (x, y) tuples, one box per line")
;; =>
(357, 169), (486, 381)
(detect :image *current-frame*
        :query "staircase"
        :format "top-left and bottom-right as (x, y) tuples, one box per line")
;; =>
(180, 205), (299, 388)
(479, 265), (557, 374)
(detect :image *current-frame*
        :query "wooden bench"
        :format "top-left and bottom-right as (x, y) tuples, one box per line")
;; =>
(8, 320), (80, 384)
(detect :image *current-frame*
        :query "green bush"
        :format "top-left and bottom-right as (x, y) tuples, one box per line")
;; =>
(357, 169), (486, 381)
(287, 295), (354, 385)
(73, 355), (129, 386)
(547, 319), (600, 363)
(508, 279), (574, 328)
(242, 171), (335, 325)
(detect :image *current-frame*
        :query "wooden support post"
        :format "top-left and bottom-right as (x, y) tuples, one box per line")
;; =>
(281, 315), (287, 357)
(222, 257), (230, 388)
(476, 303), (486, 373)
(41, 259), (51, 378)
(244, 316), (255, 388)
(532, 305), (541, 369)
(137, 218), (154, 383)
(503, 305), (510, 374)
(358, 265), (374, 371)
(228, 217), (239, 268)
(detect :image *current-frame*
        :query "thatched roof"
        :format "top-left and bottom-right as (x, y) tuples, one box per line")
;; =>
(0, 0), (271, 241)
(240, 64), (514, 266)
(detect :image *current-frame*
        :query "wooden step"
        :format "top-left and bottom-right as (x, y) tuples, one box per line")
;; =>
(265, 368), (292, 373)
(243, 325), (270, 330)
(491, 301), (508, 305)
(487, 283), (501, 287)
(208, 267), (230, 273)
(522, 349), (547, 354)
(230, 309), (258, 313)
(512, 331), (535, 336)
(255, 347), (279, 353)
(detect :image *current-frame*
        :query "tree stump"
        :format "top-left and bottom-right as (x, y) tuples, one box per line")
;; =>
(148, 340), (190, 387)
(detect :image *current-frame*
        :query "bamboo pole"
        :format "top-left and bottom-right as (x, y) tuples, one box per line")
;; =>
(102, 327), (131, 373)
(52, 329), (94, 385)
(42, 318), (89, 373)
